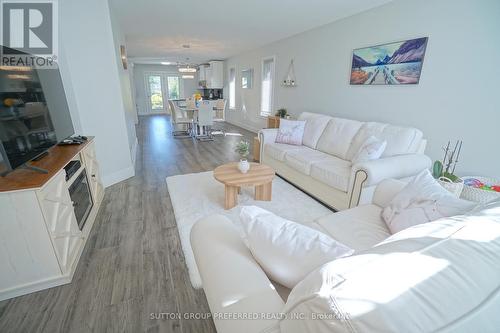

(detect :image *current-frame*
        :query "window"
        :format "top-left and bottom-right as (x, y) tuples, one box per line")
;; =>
(229, 67), (236, 109)
(167, 76), (180, 100)
(260, 57), (275, 116)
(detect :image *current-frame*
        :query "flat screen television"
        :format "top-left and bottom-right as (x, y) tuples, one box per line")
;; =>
(0, 47), (74, 174)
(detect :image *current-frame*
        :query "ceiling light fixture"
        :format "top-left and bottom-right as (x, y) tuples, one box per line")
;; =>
(178, 66), (196, 73)
(182, 74), (194, 79)
(161, 61), (174, 65)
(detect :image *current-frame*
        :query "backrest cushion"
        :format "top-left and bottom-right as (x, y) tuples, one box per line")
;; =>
(297, 112), (332, 149)
(347, 122), (423, 160)
(280, 201), (500, 333)
(316, 118), (363, 159)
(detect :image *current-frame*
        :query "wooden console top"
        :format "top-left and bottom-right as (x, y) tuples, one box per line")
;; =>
(0, 137), (95, 193)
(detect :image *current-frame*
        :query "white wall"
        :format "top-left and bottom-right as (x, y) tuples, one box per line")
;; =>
(58, 0), (135, 186)
(109, 2), (138, 160)
(224, 0), (500, 178)
(132, 64), (199, 115)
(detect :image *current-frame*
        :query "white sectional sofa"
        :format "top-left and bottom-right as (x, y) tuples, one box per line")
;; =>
(191, 180), (500, 333)
(259, 112), (431, 210)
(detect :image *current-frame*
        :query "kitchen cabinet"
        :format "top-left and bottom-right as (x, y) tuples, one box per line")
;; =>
(199, 61), (224, 89)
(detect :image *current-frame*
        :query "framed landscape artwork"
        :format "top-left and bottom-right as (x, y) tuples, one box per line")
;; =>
(350, 37), (428, 85)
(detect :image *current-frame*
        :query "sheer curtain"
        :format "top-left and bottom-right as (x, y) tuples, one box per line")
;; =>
(261, 57), (274, 116)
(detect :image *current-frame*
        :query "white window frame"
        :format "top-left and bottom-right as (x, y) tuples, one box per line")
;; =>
(228, 67), (236, 109)
(260, 56), (275, 117)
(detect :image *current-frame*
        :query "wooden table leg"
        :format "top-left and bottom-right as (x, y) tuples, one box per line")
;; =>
(237, 186), (241, 194)
(255, 181), (272, 201)
(225, 185), (238, 210)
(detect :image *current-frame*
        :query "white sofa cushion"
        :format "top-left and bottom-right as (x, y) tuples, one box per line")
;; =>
(297, 112), (332, 149)
(284, 146), (332, 175)
(347, 122), (423, 160)
(280, 203), (500, 333)
(309, 156), (352, 192)
(316, 118), (363, 159)
(352, 136), (387, 164)
(238, 206), (354, 289)
(313, 204), (391, 252)
(264, 142), (303, 162)
(382, 170), (477, 234)
(275, 119), (306, 145)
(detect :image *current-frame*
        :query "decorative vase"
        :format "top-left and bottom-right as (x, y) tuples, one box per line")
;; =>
(238, 159), (250, 173)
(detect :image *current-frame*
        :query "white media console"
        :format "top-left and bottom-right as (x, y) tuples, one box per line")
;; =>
(0, 137), (103, 301)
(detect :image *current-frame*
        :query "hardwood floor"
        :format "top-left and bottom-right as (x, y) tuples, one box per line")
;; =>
(0, 115), (257, 333)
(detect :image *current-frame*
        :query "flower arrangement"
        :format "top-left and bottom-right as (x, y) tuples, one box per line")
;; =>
(432, 140), (463, 182)
(234, 140), (250, 159)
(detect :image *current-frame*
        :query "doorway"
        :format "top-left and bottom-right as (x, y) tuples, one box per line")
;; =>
(144, 72), (182, 114)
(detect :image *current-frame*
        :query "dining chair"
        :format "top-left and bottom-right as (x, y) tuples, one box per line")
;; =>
(196, 100), (214, 141)
(168, 100), (193, 138)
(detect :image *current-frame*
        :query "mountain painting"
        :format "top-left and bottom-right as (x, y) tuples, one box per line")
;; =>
(350, 37), (428, 85)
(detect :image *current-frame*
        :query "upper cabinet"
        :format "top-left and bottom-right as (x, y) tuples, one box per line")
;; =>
(199, 61), (223, 89)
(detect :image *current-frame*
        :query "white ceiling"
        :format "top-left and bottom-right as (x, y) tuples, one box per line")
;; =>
(110, 0), (395, 65)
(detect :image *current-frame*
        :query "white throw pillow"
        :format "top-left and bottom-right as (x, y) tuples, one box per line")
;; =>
(352, 136), (387, 164)
(275, 119), (306, 146)
(238, 206), (353, 289)
(382, 170), (477, 234)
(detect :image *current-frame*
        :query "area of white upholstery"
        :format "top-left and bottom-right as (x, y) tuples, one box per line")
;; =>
(191, 214), (284, 333)
(264, 142), (303, 162)
(313, 204), (390, 252)
(316, 118), (363, 159)
(280, 204), (500, 333)
(259, 112), (429, 211)
(309, 156), (352, 192)
(284, 146), (332, 174)
(347, 122), (424, 160)
(297, 112), (331, 149)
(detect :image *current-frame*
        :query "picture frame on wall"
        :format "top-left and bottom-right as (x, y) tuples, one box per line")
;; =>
(350, 37), (428, 85)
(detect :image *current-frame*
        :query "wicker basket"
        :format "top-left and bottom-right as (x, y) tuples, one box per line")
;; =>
(437, 177), (464, 198)
(461, 176), (500, 204)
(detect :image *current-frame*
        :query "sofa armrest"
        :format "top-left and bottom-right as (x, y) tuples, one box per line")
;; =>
(258, 128), (278, 144)
(191, 215), (284, 333)
(351, 154), (431, 187)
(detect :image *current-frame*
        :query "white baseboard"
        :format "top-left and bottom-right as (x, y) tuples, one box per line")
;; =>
(102, 164), (135, 187)
(0, 275), (71, 301)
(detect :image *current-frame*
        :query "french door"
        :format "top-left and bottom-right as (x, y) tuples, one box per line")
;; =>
(144, 72), (182, 114)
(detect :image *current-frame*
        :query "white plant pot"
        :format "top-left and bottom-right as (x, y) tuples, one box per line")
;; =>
(238, 159), (250, 174)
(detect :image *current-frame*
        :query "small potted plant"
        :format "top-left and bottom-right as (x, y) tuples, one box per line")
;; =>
(432, 140), (464, 197)
(275, 108), (288, 118)
(234, 140), (250, 173)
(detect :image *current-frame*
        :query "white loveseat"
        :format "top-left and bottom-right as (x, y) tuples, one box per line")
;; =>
(191, 180), (500, 333)
(259, 112), (431, 210)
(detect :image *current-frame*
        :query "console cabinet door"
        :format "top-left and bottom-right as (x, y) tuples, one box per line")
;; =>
(82, 142), (104, 203)
(37, 170), (83, 274)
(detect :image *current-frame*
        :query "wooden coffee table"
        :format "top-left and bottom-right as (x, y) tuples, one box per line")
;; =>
(213, 162), (275, 210)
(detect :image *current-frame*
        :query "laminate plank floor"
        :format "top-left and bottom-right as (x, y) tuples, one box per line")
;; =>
(0, 115), (257, 333)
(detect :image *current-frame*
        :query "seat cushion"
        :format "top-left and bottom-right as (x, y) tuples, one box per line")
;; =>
(264, 143), (303, 162)
(313, 204), (390, 252)
(347, 122), (423, 160)
(284, 147), (332, 175)
(297, 112), (332, 149)
(281, 206), (500, 333)
(316, 118), (363, 159)
(309, 156), (352, 192)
